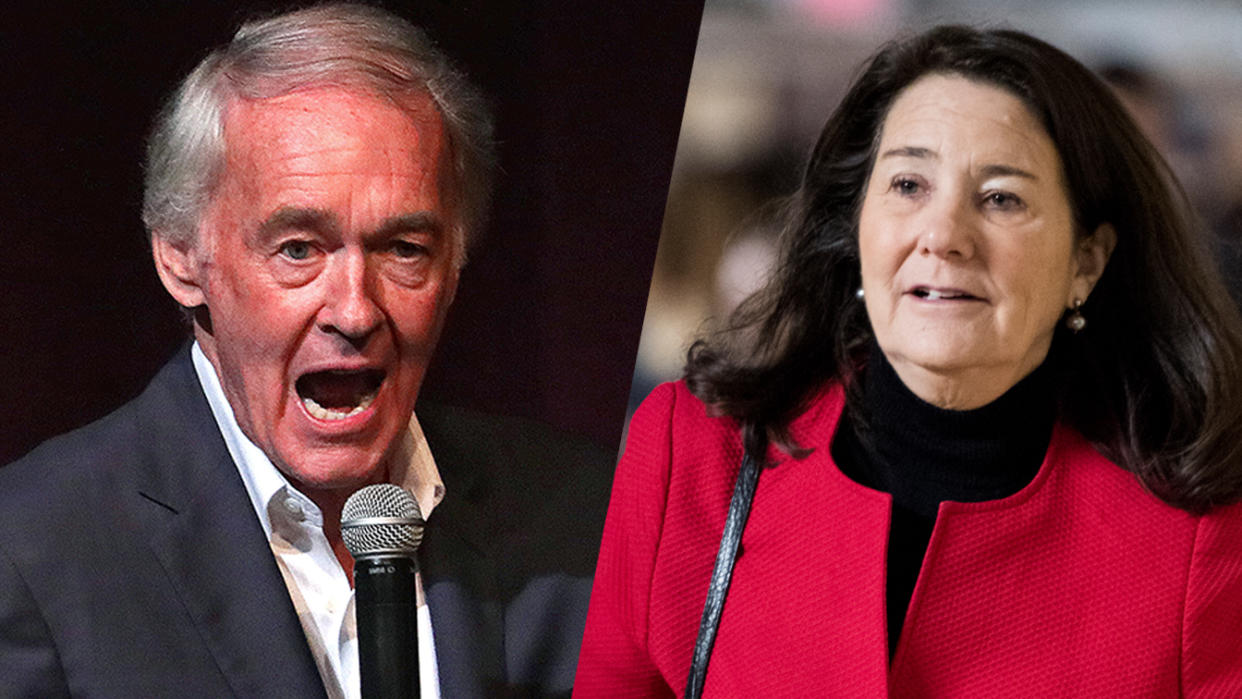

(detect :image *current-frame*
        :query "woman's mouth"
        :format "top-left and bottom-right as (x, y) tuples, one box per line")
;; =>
(909, 286), (983, 301)
(295, 369), (385, 421)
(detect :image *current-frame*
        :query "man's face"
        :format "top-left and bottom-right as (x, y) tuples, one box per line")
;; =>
(183, 87), (458, 493)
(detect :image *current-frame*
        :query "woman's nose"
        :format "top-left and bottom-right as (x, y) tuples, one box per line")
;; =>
(917, 196), (977, 260)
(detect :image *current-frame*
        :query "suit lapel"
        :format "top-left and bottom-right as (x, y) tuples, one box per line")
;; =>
(419, 404), (507, 696)
(422, 509), (504, 697)
(129, 348), (327, 698)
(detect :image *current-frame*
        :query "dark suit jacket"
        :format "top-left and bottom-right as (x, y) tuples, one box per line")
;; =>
(0, 347), (611, 697)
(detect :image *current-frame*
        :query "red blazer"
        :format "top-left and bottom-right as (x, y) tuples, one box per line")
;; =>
(575, 381), (1242, 697)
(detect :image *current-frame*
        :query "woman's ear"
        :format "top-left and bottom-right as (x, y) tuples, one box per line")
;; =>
(1070, 223), (1117, 304)
(151, 232), (207, 309)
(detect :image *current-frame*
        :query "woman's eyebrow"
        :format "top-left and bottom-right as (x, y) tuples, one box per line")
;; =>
(879, 145), (936, 160)
(878, 147), (1039, 181)
(979, 163), (1037, 180)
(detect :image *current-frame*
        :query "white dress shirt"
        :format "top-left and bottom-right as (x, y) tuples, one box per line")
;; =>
(192, 343), (442, 699)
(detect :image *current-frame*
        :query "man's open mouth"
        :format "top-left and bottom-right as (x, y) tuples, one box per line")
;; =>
(295, 369), (385, 421)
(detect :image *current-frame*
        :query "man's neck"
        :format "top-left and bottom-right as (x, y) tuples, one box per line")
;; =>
(298, 473), (388, 587)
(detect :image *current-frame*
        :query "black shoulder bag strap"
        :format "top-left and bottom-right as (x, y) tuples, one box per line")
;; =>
(684, 450), (760, 699)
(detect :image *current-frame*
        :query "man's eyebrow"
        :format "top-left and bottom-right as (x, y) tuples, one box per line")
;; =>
(258, 207), (339, 237)
(375, 211), (445, 237)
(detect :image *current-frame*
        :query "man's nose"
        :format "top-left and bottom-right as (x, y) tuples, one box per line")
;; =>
(319, 250), (383, 345)
(917, 195), (977, 260)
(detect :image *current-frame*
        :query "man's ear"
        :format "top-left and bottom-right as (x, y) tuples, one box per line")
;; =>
(1070, 223), (1117, 304)
(151, 232), (207, 309)
(444, 265), (460, 308)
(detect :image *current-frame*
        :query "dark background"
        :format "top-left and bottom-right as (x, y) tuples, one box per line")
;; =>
(0, 1), (704, 465)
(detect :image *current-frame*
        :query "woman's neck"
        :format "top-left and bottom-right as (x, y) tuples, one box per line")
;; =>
(882, 343), (1053, 410)
(840, 346), (1057, 516)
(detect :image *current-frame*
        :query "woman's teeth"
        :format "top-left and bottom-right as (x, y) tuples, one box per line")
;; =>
(916, 289), (970, 300)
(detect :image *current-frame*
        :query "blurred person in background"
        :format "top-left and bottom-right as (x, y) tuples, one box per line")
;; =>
(1100, 60), (1242, 309)
(577, 25), (1242, 697)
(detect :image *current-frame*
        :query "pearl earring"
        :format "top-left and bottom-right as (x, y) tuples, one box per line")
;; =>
(855, 287), (865, 300)
(1065, 298), (1086, 333)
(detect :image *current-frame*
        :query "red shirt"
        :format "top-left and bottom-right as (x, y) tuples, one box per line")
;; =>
(575, 381), (1242, 697)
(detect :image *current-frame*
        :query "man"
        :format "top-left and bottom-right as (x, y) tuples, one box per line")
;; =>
(0, 5), (608, 697)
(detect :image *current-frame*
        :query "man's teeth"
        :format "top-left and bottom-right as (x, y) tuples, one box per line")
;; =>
(302, 390), (377, 420)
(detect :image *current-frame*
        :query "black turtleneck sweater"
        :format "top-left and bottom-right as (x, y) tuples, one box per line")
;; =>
(830, 349), (1056, 657)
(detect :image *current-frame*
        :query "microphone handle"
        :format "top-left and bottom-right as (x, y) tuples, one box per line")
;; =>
(355, 555), (419, 699)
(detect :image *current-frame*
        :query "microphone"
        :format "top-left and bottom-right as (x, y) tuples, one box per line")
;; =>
(341, 484), (425, 699)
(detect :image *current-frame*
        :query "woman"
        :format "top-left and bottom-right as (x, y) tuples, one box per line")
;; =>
(575, 26), (1242, 697)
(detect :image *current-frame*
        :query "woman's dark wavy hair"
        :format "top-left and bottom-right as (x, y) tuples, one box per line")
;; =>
(684, 25), (1242, 513)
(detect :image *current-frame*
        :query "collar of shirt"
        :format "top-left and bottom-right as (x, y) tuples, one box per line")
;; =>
(190, 342), (444, 699)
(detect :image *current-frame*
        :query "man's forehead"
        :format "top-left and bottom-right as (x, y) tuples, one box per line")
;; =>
(222, 87), (445, 161)
(203, 86), (454, 229)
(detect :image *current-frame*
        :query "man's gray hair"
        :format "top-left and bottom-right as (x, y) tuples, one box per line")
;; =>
(142, 3), (495, 265)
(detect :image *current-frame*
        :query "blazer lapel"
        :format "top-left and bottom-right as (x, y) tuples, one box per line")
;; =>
(418, 403), (507, 697)
(130, 349), (327, 698)
(422, 506), (504, 697)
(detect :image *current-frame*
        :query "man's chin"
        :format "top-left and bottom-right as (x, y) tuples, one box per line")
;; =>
(272, 448), (389, 497)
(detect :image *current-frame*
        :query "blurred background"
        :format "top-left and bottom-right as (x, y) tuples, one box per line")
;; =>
(629, 0), (1242, 417)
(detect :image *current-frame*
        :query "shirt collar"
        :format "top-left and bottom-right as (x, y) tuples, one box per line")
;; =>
(190, 342), (445, 538)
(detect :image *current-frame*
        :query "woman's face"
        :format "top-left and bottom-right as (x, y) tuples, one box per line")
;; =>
(858, 73), (1110, 409)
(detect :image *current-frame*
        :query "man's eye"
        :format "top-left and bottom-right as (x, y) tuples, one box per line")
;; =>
(391, 240), (428, 259)
(279, 241), (313, 260)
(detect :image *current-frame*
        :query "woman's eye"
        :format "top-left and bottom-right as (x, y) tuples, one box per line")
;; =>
(892, 178), (921, 196)
(983, 191), (1024, 211)
(279, 240), (313, 260)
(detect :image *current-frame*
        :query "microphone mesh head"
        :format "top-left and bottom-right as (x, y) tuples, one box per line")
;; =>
(341, 483), (425, 558)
